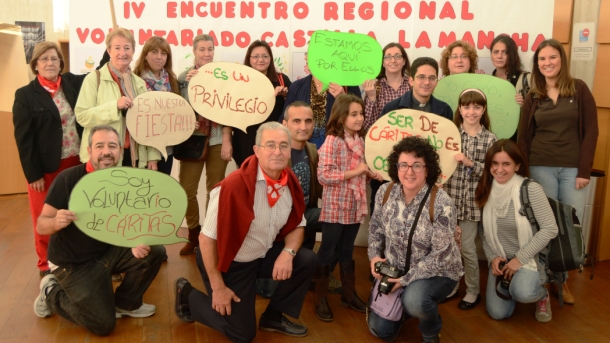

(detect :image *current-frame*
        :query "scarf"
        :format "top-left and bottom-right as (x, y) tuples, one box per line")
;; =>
(38, 74), (62, 97)
(482, 174), (537, 271)
(140, 69), (171, 92)
(85, 160), (95, 173)
(344, 132), (367, 222)
(108, 63), (138, 165)
(262, 169), (288, 207)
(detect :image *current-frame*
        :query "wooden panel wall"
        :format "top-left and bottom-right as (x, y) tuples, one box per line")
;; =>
(554, 0), (574, 43)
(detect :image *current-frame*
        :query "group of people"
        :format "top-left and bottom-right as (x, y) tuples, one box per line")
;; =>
(12, 28), (597, 343)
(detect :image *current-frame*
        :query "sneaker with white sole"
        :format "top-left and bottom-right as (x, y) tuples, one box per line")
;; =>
(116, 303), (156, 318)
(535, 293), (552, 322)
(34, 274), (58, 318)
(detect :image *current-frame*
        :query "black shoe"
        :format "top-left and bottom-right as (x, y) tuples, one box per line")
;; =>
(174, 277), (194, 322)
(259, 314), (308, 337)
(39, 269), (51, 277)
(422, 333), (441, 343)
(457, 295), (481, 310)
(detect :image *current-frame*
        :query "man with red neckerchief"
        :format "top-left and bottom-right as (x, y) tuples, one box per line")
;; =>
(174, 122), (317, 342)
(33, 125), (166, 336)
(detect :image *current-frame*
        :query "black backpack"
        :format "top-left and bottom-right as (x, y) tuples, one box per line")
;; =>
(519, 178), (593, 306)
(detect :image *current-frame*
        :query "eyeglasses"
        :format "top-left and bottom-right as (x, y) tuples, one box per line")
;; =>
(39, 57), (60, 64)
(415, 75), (437, 82)
(259, 142), (290, 152)
(396, 162), (426, 173)
(383, 54), (403, 61)
(251, 55), (270, 61)
(449, 54), (468, 60)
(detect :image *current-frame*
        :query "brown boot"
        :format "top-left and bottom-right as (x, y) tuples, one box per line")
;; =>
(180, 225), (201, 255)
(552, 282), (575, 305)
(314, 265), (333, 321)
(340, 260), (367, 312)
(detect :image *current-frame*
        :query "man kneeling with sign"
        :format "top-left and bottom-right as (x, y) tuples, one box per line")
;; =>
(174, 122), (317, 342)
(34, 125), (166, 336)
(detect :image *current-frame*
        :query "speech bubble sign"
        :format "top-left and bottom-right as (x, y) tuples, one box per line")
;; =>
(365, 109), (461, 184)
(307, 30), (382, 89)
(126, 91), (197, 160)
(68, 167), (188, 247)
(433, 74), (520, 139)
(188, 62), (276, 133)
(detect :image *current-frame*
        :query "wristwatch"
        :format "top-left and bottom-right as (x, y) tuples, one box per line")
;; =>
(282, 248), (297, 257)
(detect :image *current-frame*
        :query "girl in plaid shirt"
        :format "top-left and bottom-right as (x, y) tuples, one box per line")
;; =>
(444, 89), (497, 310)
(314, 94), (383, 322)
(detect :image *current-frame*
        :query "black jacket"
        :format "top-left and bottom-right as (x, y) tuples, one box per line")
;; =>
(382, 90), (454, 121)
(13, 73), (86, 183)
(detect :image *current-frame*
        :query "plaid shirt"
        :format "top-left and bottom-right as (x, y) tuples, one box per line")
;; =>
(444, 126), (497, 221)
(363, 77), (410, 132)
(318, 134), (367, 224)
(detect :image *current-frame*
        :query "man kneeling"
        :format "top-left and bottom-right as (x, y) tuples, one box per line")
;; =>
(34, 125), (166, 336)
(174, 122), (317, 343)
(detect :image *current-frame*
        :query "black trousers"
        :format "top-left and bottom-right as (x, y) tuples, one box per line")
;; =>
(189, 241), (317, 343)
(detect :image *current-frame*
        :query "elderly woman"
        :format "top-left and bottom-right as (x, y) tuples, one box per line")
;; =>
(133, 36), (180, 175)
(475, 139), (558, 322)
(279, 53), (361, 149)
(367, 137), (463, 343)
(13, 42), (85, 277)
(439, 40), (479, 77)
(75, 28), (160, 169)
(518, 39), (598, 306)
(232, 40), (291, 166)
(175, 34), (233, 255)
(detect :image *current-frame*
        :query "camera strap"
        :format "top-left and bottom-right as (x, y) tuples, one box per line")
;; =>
(404, 184), (434, 275)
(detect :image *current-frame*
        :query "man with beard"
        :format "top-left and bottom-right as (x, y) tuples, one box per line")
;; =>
(33, 125), (166, 336)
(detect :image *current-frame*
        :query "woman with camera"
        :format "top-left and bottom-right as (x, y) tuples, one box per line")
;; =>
(475, 140), (558, 322)
(367, 136), (463, 343)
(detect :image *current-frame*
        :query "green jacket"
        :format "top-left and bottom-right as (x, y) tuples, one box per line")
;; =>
(288, 142), (323, 208)
(75, 65), (160, 167)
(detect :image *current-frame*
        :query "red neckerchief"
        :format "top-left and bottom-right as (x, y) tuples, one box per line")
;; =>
(262, 168), (288, 207)
(38, 74), (62, 96)
(85, 160), (95, 173)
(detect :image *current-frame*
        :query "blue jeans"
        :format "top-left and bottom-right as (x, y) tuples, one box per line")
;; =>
(368, 277), (457, 342)
(317, 222), (360, 265)
(485, 267), (547, 320)
(529, 166), (587, 282)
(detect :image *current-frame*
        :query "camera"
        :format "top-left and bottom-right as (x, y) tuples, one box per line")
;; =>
(374, 261), (405, 295)
(498, 260), (511, 290)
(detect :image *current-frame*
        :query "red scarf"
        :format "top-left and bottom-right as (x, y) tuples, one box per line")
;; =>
(262, 169), (288, 207)
(85, 160), (95, 173)
(38, 74), (61, 96)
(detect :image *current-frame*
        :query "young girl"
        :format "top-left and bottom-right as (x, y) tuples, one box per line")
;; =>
(444, 88), (497, 310)
(315, 93), (383, 322)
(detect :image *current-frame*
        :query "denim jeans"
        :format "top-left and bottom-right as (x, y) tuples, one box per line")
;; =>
(317, 222), (360, 265)
(529, 166), (587, 282)
(485, 267), (547, 320)
(46, 245), (166, 336)
(368, 277), (457, 342)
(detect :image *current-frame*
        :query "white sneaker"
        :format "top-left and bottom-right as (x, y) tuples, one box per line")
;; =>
(535, 293), (552, 322)
(34, 274), (58, 318)
(116, 303), (156, 318)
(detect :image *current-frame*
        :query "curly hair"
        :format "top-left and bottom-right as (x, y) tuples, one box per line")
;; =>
(387, 136), (442, 186)
(440, 40), (478, 76)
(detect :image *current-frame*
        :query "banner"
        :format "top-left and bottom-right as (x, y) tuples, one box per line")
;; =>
(365, 109), (461, 183)
(70, 0), (554, 80)
(68, 167), (188, 247)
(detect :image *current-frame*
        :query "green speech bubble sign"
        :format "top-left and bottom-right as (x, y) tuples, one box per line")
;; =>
(433, 74), (520, 139)
(68, 167), (188, 247)
(307, 30), (382, 89)
(365, 109), (461, 184)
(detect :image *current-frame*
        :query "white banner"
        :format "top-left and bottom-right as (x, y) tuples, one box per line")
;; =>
(70, 0), (554, 79)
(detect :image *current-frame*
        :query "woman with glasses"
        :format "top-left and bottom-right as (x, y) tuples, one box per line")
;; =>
(475, 139), (557, 322)
(367, 136), (463, 342)
(232, 40), (291, 167)
(279, 53), (361, 149)
(439, 40), (479, 76)
(13, 42), (87, 277)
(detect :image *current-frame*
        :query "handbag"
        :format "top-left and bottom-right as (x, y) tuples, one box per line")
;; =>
(367, 183), (435, 322)
(173, 134), (209, 162)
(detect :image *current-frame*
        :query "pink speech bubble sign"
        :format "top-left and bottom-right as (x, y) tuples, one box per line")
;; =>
(188, 62), (276, 133)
